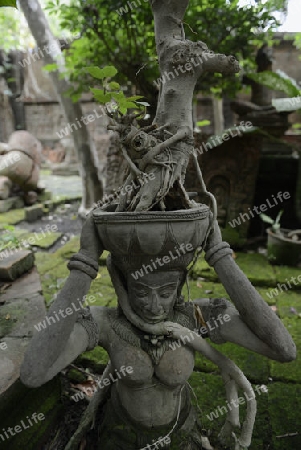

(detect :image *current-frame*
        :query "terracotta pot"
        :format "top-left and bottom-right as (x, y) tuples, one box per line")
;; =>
(93, 204), (211, 272)
(267, 228), (301, 266)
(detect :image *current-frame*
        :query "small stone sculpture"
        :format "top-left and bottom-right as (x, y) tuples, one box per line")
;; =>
(0, 130), (42, 204)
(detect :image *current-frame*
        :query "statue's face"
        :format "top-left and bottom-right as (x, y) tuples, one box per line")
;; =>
(127, 271), (180, 324)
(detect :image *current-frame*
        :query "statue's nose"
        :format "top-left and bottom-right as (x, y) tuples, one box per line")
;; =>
(146, 292), (164, 315)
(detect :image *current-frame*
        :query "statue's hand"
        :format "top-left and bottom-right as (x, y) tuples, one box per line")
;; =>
(79, 213), (103, 262)
(203, 219), (222, 253)
(164, 321), (193, 340)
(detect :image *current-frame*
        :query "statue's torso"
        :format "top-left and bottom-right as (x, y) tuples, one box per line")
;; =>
(103, 307), (196, 427)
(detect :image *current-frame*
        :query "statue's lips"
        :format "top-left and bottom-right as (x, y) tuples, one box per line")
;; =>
(141, 313), (166, 323)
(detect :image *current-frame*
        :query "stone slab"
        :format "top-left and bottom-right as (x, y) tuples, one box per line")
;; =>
(24, 204), (44, 222)
(0, 294), (46, 339)
(0, 196), (24, 213)
(0, 267), (42, 303)
(0, 337), (30, 395)
(0, 250), (34, 281)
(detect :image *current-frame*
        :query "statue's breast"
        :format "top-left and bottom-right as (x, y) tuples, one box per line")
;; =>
(108, 337), (195, 388)
(155, 345), (195, 387)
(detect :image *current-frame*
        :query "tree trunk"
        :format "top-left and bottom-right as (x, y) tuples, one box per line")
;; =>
(19, 0), (103, 215)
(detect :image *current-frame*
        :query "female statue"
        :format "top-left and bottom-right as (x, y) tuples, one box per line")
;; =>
(20, 208), (296, 450)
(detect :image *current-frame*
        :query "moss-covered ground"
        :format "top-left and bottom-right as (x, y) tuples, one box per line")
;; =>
(4, 233), (300, 450)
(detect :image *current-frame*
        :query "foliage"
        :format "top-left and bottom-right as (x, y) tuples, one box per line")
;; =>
(87, 64), (148, 115)
(246, 69), (301, 97)
(0, 225), (19, 252)
(0, 0), (70, 50)
(260, 210), (283, 233)
(44, 0), (288, 107)
(0, 0), (16, 7)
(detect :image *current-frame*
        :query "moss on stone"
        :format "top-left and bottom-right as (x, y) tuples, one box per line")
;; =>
(190, 257), (219, 282)
(187, 278), (228, 301)
(55, 236), (80, 259)
(66, 368), (87, 384)
(0, 377), (62, 450)
(268, 382), (301, 450)
(75, 346), (109, 373)
(20, 231), (62, 249)
(235, 253), (276, 287)
(276, 290), (301, 319)
(273, 265), (301, 288)
(0, 208), (25, 225)
(189, 372), (271, 450)
(270, 318), (301, 382)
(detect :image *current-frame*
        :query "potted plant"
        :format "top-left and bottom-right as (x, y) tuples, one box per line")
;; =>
(260, 210), (301, 266)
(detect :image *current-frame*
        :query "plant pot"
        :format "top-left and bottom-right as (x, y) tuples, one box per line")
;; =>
(93, 204), (211, 273)
(267, 228), (301, 266)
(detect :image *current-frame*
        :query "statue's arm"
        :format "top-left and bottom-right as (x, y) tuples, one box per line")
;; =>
(202, 221), (296, 362)
(20, 213), (105, 387)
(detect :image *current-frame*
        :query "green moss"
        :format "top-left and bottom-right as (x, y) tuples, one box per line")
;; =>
(187, 279), (228, 301)
(276, 290), (301, 319)
(66, 368), (87, 384)
(0, 208), (24, 225)
(273, 265), (301, 288)
(268, 382), (301, 450)
(189, 372), (271, 450)
(188, 371), (225, 441)
(190, 257), (218, 282)
(270, 318), (301, 382)
(20, 232), (62, 249)
(221, 225), (246, 249)
(75, 345), (109, 373)
(0, 377), (62, 450)
(55, 236), (80, 259)
(37, 190), (52, 202)
(235, 253), (276, 287)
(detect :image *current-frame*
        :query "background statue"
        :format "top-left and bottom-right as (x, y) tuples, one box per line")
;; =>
(0, 130), (42, 205)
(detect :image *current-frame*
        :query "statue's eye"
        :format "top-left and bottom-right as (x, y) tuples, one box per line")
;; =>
(135, 290), (148, 298)
(160, 291), (172, 299)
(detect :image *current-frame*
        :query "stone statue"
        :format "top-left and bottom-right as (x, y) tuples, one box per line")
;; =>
(0, 130), (42, 205)
(20, 207), (296, 450)
(20, 2), (296, 449)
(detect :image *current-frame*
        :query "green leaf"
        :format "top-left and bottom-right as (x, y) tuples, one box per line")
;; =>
(197, 120), (211, 127)
(111, 92), (126, 101)
(43, 63), (58, 72)
(108, 81), (120, 90)
(275, 210), (283, 225)
(119, 100), (137, 109)
(119, 106), (127, 115)
(127, 96), (144, 101)
(87, 65), (118, 81)
(0, 0), (17, 8)
(86, 66), (108, 80)
(259, 213), (274, 225)
(136, 101), (150, 107)
(101, 66), (118, 78)
(245, 71), (301, 98)
(90, 88), (111, 103)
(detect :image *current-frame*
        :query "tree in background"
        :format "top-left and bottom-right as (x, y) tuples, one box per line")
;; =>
(45, 0), (289, 113)
(0, 0), (104, 215)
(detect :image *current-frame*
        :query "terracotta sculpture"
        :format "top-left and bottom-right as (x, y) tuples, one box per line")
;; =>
(20, 1), (296, 449)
